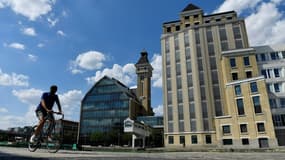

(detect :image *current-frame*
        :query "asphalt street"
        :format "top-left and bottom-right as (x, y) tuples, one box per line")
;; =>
(1, 146), (285, 160)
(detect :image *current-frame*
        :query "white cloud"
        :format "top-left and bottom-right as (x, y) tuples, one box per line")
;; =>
(86, 53), (162, 88)
(0, 107), (8, 113)
(12, 88), (42, 105)
(214, 0), (262, 14)
(215, 0), (285, 45)
(150, 54), (162, 88)
(0, 0), (55, 21)
(37, 43), (44, 48)
(58, 90), (83, 120)
(47, 17), (58, 27)
(86, 63), (136, 86)
(8, 42), (25, 50)
(57, 30), (66, 36)
(153, 105), (163, 116)
(0, 68), (29, 87)
(70, 51), (106, 74)
(22, 27), (36, 36)
(28, 54), (38, 62)
(245, 1), (285, 45)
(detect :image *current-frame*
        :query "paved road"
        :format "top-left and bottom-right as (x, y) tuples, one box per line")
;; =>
(1, 146), (285, 160)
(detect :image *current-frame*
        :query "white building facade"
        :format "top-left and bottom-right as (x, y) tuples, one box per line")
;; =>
(254, 44), (285, 146)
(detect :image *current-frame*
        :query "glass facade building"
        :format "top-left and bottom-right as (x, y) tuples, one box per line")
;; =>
(78, 76), (139, 145)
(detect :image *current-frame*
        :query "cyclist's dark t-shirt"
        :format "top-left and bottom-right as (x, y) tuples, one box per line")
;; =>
(36, 92), (59, 113)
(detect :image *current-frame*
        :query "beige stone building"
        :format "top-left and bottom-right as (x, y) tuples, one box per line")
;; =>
(161, 3), (278, 148)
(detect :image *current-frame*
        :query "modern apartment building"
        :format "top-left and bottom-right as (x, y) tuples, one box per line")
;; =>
(161, 3), (278, 148)
(254, 44), (285, 145)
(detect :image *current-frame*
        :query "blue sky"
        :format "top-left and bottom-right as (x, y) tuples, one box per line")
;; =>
(1, 0), (285, 129)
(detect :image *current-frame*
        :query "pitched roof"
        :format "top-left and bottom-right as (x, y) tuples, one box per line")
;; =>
(182, 3), (200, 12)
(136, 50), (149, 65)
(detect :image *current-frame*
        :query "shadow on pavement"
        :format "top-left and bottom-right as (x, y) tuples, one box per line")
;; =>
(0, 151), (48, 160)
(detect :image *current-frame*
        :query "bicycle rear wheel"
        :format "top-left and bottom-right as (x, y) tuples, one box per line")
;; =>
(28, 126), (40, 152)
(46, 121), (62, 153)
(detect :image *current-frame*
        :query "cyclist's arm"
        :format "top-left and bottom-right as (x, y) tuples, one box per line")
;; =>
(41, 100), (51, 112)
(55, 96), (62, 113)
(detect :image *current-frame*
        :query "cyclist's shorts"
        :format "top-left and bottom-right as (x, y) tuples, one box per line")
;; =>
(36, 110), (54, 121)
(36, 110), (46, 120)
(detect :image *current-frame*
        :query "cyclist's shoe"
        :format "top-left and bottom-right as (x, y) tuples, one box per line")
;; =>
(47, 136), (53, 142)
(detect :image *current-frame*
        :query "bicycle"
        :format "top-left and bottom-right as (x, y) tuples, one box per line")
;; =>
(28, 111), (64, 153)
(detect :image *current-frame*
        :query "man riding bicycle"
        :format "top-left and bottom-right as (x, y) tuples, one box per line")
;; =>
(30, 85), (62, 143)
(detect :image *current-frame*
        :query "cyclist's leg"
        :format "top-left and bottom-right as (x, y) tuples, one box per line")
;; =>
(30, 111), (46, 142)
(47, 113), (55, 140)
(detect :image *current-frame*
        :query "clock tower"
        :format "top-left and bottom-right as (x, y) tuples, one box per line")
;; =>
(135, 50), (153, 115)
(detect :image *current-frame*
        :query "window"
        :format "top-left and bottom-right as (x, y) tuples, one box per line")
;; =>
(227, 17), (233, 20)
(189, 103), (195, 118)
(194, 14), (199, 18)
(185, 23), (190, 28)
(274, 69), (280, 78)
(223, 139), (233, 145)
(190, 119), (197, 131)
(185, 16), (189, 20)
(230, 58), (236, 67)
(176, 25), (180, 31)
(191, 135), (198, 144)
(232, 73), (238, 80)
(236, 99), (245, 115)
(219, 25), (227, 41)
(166, 27), (171, 33)
(257, 123), (265, 132)
(222, 125), (231, 134)
(280, 98), (285, 108)
(274, 83), (280, 92)
(180, 136), (185, 144)
(240, 124), (248, 133)
(206, 27), (213, 42)
(187, 74), (193, 87)
(246, 71), (252, 78)
(233, 24), (241, 39)
(235, 85), (241, 96)
(168, 122), (173, 132)
(250, 82), (258, 93)
(271, 52), (279, 60)
(253, 96), (262, 113)
(269, 99), (277, 109)
(178, 104), (184, 120)
(243, 57), (250, 66)
(242, 138), (249, 145)
(168, 136), (174, 144)
(206, 135), (212, 144)
(261, 70), (267, 78)
(179, 121), (184, 132)
(260, 53), (266, 61)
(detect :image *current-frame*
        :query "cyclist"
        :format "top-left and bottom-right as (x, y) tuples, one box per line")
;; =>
(30, 85), (62, 143)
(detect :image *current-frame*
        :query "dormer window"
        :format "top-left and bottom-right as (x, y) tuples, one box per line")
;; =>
(167, 27), (171, 33)
(194, 14), (199, 18)
(216, 18), (221, 22)
(176, 25), (180, 31)
(227, 17), (233, 20)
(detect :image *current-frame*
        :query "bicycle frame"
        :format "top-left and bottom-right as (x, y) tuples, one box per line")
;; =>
(28, 111), (64, 153)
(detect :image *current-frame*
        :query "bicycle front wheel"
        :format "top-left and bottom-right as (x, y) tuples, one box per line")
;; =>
(46, 121), (62, 153)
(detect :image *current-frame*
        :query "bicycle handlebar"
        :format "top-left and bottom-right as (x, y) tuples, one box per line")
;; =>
(51, 111), (64, 120)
